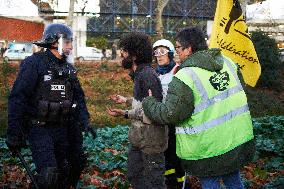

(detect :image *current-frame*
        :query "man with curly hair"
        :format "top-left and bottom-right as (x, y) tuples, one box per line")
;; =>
(107, 32), (167, 188)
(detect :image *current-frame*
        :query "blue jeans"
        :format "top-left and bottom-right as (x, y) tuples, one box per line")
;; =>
(199, 170), (244, 189)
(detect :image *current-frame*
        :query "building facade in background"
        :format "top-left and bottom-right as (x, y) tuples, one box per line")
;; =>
(0, 17), (44, 43)
(246, 0), (284, 47)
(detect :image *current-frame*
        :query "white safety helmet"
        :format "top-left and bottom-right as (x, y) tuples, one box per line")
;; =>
(153, 39), (175, 54)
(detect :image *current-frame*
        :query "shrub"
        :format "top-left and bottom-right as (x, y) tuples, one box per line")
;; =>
(86, 36), (108, 49)
(245, 87), (284, 118)
(251, 31), (284, 91)
(0, 59), (16, 136)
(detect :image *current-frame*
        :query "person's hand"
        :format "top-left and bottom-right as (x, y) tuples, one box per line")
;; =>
(85, 126), (97, 139)
(106, 107), (125, 117)
(109, 94), (127, 104)
(148, 89), (152, 97)
(82, 121), (97, 139)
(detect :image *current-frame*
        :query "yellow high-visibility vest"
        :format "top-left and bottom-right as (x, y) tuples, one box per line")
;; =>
(174, 56), (254, 160)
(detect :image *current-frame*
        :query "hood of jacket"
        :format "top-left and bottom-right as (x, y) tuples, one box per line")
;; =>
(179, 48), (224, 72)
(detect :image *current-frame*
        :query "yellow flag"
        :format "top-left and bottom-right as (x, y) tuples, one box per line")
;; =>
(209, 0), (261, 87)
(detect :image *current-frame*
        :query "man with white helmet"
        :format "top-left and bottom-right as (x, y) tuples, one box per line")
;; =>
(153, 39), (179, 101)
(153, 39), (186, 189)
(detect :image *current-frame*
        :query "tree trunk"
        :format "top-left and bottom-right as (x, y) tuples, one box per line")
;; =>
(30, 0), (39, 6)
(239, 0), (248, 19)
(155, 0), (169, 39)
(66, 0), (76, 64)
(67, 0), (76, 27)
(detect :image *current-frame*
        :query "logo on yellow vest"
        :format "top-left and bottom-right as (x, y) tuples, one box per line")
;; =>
(209, 71), (230, 91)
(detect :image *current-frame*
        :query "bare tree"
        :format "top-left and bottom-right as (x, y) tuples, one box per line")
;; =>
(66, 0), (76, 27)
(30, 0), (56, 10)
(155, 0), (169, 39)
(79, 0), (89, 15)
(239, 0), (249, 17)
(30, 0), (56, 24)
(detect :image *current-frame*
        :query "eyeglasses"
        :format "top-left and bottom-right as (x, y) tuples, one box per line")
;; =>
(153, 48), (169, 57)
(175, 45), (183, 50)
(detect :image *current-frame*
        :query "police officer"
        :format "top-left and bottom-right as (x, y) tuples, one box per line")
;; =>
(6, 23), (94, 189)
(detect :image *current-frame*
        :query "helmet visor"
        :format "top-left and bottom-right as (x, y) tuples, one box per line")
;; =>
(58, 35), (73, 56)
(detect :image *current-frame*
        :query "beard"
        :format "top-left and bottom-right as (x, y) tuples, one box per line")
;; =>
(121, 56), (133, 69)
(60, 52), (74, 64)
(65, 54), (74, 64)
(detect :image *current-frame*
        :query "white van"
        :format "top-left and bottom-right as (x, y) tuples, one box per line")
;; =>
(3, 42), (33, 61)
(76, 47), (103, 61)
(3, 49), (33, 61)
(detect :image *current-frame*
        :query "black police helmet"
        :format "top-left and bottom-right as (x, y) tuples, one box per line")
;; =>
(33, 23), (73, 48)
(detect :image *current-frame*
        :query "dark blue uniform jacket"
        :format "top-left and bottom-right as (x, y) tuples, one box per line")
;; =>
(7, 49), (89, 137)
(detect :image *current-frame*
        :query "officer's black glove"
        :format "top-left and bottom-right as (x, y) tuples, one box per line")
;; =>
(85, 126), (97, 139)
(5, 135), (27, 157)
(81, 121), (97, 139)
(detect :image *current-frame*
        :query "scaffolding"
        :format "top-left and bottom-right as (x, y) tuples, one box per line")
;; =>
(37, 0), (217, 39)
(88, 0), (217, 38)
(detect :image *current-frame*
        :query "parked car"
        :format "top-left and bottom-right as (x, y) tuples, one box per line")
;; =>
(77, 47), (103, 61)
(3, 49), (32, 61)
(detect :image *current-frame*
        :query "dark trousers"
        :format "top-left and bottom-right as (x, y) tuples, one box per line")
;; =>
(127, 146), (166, 189)
(27, 123), (84, 188)
(28, 126), (69, 172)
(199, 170), (244, 189)
(67, 124), (86, 187)
(164, 125), (185, 189)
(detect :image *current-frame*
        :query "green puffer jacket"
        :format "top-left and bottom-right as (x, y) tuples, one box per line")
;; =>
(142, 48), (255, 177)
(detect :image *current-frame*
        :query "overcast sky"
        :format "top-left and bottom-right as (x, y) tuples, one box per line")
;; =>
(0, 0), (283, 19)
(0, 0), (100, 16)
(0, 0), (39, 16)
(55, 0), (100, 14)
(246, 0), (284, 20)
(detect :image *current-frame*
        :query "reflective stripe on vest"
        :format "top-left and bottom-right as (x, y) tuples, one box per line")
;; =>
(177, 176), (185, 182)
(164, 169), (175, 175)
(174, 56), (254, 160)
(192, 58), (243, 114)
(176, 104), (249, 135)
